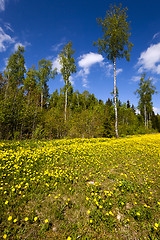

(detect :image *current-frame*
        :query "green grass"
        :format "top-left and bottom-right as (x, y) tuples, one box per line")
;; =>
(0, 134), (160, 239)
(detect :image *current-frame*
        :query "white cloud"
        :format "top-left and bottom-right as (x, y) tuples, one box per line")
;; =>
(78, 52), (104, 69)
(0, 27), (15, 52)
(4, 22), (14, 32)
(76, 69), (89, 87)
(152, 32), (160, 40)
(14, 41), (31, 51)
(52, 56), (61, 73)
(131, 75), (140, 82)
(116, 68), (123, 75)
(153, 107), (160, 114)
(69, 76), (74, 85)
(101, 61), (123, 77)
(0, 0), (5, 11)
(77, 52), (104, 87)
(137, 43), (160, 74)
(51, 39), (66, 52)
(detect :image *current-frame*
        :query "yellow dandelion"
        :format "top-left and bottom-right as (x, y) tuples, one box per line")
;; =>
(8, 216), (12, 221)
(5, 201), (8, 205)
(67, 237), (71, 240)
(155, 223), (159, 228)
(3, 234), (7, 239)
(13, 219), (17, 223)
(25, 217), (28, 221)
(87, 210), (90, 214)
(34, 217), (38, 221)
(45, 219), (48, 223)
(109, 211), (114, 216)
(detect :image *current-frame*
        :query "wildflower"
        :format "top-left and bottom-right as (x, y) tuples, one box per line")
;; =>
(90, 219), (93, 223)
(136, 212), (140, 216)
(3, 234), (7, 239)
(34, 217), (38, 221)
(155, 223), (159, 228)
(45, 219), (48, 223)
(13, 219), (17, 223)
(5, 201), (8, 205)
(67, 237), (71, 240)
(87, 210), (90, 214)
(109, 211), (114, 216)
(8, 216), (12, 221)
(25, 217), (28, 221)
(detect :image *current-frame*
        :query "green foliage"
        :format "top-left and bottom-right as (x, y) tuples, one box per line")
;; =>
(135, 73), (157, 128)
(59, 41), (77, 85)
(93, 3), (133, 63)
(0, 32), (159, 140)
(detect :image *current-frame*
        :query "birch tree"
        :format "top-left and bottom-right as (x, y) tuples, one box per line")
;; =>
(37, 59), (56, 110)
(59, 41), (77, 122)
(135, 73), (157, 128)
(94, 4), (133, 137)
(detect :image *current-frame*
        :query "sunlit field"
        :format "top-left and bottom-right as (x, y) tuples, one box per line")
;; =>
(0, 134), (160, 239)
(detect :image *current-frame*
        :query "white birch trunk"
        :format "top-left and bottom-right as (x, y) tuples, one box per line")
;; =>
(41, 91), (43, 111)
(65, 88), (67, 122)
(114, 57), (119, 138)
(144, 104), (147, 128)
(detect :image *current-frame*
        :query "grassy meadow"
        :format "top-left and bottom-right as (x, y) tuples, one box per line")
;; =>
(0, 134), (160, 239)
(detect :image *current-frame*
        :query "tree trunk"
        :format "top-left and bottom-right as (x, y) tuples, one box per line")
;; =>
(65, 88), (67, 122)
(41, 91), (43, 111)
(114, 57), (119, 138)
(144, 104), (147, 128)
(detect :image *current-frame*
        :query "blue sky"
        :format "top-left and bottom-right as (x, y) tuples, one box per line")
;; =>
(0, 0), (160, 113)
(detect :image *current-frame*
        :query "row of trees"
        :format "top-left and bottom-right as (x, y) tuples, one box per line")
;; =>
(0, 4), (159, 140)
(0, 45), (159, 140)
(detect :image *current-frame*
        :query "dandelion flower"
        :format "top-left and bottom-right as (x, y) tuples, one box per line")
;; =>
(13, 219), (17, 223)
(34, 217), (38, 221)
(3, 234), (7, 239)
(5, 201), (8, 205)
(155, 223), (159, 228)
(67, 237), (71, 240)
(45, 219), (48, 223)
(87, 210), (90, 214)
(8, 216), (12, 221)
(25, 217), (28, 221)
